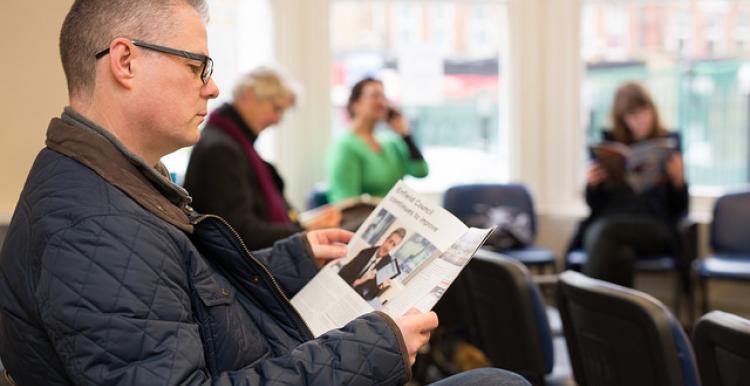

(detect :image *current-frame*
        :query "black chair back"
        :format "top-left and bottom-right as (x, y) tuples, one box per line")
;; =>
(711, 190), (750, 255)
(464, 251), (553, 383)
(443, 184), (538, 238)
(434, 251), (553, 384)
(693, 310), (750, 386)
(557, 270), (700, 386)
(306, 183), (329, 210)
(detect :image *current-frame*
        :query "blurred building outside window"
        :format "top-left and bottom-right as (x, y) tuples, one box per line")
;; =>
(582, 0), (750, 192)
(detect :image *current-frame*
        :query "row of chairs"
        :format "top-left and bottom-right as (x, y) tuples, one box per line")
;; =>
(441, 183), (750, 317)
(434, 252), (750, 386)
(431, 252), (561, 385)
(559, 270), (750, 386)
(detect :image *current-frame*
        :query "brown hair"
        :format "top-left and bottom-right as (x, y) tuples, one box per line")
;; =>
(346, 77), (382, 118)
(610, 81), (667, 144)
(59, 0), (208, 99)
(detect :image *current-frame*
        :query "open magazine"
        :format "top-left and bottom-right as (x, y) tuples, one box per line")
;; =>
(589, 136), (678, 193)
(291, 181), (493, 337)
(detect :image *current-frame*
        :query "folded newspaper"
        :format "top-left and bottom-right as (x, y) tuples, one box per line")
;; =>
(292, 181), (494, 337)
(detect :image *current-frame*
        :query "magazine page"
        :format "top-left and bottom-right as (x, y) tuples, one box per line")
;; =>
(291, 181), (475, 337)
(589, 141), (629, 180)
(379, 227), (492, 317)
(625, 136), (678, 193)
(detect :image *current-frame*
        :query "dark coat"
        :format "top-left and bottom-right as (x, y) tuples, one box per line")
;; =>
(568, 131), (689, 254)
(0, 110), (410, 386)
(184, 103), (301, 251)
(339, 247), (393, 300)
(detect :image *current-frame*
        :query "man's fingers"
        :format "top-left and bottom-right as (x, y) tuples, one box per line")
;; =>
(412, 311), (439, 332)
(322, 229), (354, 244)
(313, 244), (348, 259)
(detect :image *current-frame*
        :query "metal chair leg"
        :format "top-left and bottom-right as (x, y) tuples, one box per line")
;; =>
(700, 276), (709, 315)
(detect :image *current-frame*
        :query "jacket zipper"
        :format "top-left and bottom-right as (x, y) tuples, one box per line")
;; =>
(190, 213), (314, 340)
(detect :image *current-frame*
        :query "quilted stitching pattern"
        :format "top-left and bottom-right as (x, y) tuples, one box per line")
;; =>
(0, 149), (408, 385)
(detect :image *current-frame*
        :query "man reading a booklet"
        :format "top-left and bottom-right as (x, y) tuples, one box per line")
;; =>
(567, 82), (689, 287)
(0, 1), (530, 385)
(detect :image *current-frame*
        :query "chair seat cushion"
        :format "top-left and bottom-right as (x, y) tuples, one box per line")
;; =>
(634, 255), (676, 272)
(481, 245), (555, 266)
(566, 250), (587, 269)
(566, 249), (675, 271)
(695, 255), (750, 280)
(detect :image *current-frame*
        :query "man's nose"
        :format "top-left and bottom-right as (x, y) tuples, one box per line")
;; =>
(203, 78), (220, 99)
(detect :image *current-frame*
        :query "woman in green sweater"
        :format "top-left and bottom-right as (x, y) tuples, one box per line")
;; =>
(326, 78), (429, 203)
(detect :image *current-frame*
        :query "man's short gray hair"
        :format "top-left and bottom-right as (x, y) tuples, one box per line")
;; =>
(232, 67), (298, 106)
(60, 0), (208, 99)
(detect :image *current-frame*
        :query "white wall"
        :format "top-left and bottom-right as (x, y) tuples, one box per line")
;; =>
(0, 1), (73, 221)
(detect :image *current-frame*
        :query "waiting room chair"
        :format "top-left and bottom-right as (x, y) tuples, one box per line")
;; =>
(694, 190), (750, 314)
(692, 310), (750, 386)
(442, 184), (556, 272)
(565, 217), (697, 322)
(557, 270), (700, 386)
(305, 182), (329, 210)
(430, 251), (569, 386)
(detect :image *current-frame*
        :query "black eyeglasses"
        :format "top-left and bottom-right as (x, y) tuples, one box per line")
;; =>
(95, 39), (214, 84)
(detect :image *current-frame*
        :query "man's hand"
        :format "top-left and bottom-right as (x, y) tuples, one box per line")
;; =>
(395, 310), (439, 366)
(352, 270), (376, 287)
(377, 278), (392, 291)
(306, 229), (353, 268)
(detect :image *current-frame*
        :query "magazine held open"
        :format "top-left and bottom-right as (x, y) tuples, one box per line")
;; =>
(291, 181), (493, 337)
(589, 136), (679, 193)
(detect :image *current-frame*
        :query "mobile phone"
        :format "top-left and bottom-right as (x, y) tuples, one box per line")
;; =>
(387, 107), (400, 121)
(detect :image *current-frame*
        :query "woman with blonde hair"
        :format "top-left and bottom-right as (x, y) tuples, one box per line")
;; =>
(185, 67), (340, 250)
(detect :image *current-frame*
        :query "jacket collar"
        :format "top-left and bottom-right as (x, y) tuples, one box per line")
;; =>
(45, 107), (194, 233)
(213, 103), (258, 144)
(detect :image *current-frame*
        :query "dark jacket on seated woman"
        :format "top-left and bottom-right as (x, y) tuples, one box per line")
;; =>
(569, 130), (689, 253)
(184, 103), (301, 250)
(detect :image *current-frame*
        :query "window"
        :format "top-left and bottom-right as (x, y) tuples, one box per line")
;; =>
(161, 0), (274, 183)
(582, 0), (750, 190)
(331, 1), (509, 191)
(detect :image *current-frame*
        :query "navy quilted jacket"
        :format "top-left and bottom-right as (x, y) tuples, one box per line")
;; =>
(0, 109), (410, 386)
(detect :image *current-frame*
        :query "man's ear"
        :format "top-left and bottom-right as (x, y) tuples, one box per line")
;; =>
(107, 37), (137, 89)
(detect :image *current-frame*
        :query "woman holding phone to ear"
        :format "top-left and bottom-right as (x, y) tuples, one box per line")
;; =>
(326, 77), (429, 203)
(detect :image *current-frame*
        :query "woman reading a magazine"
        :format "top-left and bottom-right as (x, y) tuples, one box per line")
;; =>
(326, 78), (429, 203)
(568, 82), (689, 287)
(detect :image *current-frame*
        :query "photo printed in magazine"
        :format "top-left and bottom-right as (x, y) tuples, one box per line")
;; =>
(291, 181), (492, 337)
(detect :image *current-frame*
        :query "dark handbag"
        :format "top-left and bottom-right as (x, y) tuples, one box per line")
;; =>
(466, 204), (532, 250)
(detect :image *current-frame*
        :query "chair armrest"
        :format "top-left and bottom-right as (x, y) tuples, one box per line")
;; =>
(677, 216), (699, 266)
